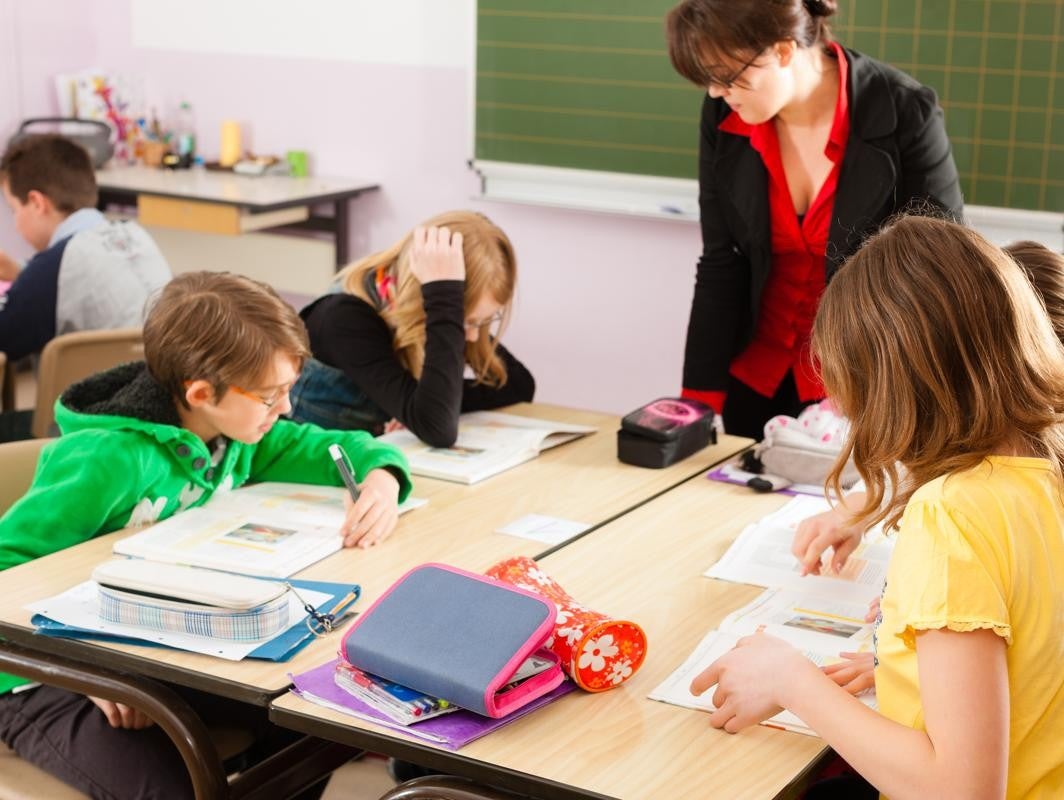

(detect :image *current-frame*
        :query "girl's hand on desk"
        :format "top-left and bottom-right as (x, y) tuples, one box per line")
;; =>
(690, 633), (816, 733)
(410, 225), (465, 284)
(88, 696), (155, 730)
(822, 652), (875, 695)
(792, 496), (866, 576)
(340, 468), (400, 549)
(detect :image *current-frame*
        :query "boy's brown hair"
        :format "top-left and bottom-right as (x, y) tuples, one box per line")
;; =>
(814, 216), (1064, 530)
(0, 134), (98, 212)
(1005, 240), (1064, 346)
(143, 272), (310, 406)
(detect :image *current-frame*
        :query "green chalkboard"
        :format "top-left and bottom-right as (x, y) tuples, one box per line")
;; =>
(475, 0), (1062, 212)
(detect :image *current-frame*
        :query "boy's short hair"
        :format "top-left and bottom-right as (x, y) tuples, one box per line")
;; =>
(143, 272), (310, 406)
(0, 134), (98, 212)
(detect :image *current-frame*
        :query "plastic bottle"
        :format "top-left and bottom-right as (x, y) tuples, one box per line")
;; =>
(175, 101), (196, 160)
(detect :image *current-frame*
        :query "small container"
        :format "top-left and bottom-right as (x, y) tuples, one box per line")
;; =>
(616, 397), (716, 469)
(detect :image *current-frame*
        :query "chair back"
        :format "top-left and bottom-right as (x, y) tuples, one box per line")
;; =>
(0, 438), (51, 516)
(32, 329), (143, 438)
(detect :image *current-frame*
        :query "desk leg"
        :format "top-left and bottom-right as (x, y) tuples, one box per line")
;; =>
(335, 198), (350, 270)
(0, 640), (228, 800)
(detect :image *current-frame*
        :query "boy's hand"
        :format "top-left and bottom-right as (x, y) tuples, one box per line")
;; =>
(0, 249), (19, 282)
(792, 493), (867, 576)
(690, 633), (815, 733)
(409, 225), (465, 284)
(89, 696), (155, 729)
(340, 468), (400, 549)
(822, 652), (875, 695)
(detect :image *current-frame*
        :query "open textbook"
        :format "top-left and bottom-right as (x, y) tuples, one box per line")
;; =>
(114, 482), (427, 578)
(377, 411), (596, 484)
(649, 589), (877, 735)
(705, 495), (893, 606)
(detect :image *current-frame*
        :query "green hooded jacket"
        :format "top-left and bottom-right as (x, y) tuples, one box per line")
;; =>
(0, 362), (412, 694)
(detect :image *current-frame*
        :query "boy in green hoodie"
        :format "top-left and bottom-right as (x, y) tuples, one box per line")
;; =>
(0, 271), (412, 799)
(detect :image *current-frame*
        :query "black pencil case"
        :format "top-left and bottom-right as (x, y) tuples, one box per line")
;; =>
(616, 397), (716, 469)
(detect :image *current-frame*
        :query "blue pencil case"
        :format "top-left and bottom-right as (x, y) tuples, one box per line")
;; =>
(341, 563), (564, 718)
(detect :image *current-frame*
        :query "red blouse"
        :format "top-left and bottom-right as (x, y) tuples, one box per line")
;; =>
(716, 41), (850, 404)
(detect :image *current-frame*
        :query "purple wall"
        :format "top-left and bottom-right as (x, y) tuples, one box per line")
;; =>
(1, 0), (701, 412)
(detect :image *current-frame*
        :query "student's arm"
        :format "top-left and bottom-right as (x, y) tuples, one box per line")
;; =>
(0, 434), (144, 571)
(307, 290), (467, 447)
(895, 84), (964, 220)
(693, 629), (1007, 800)
(248, 418), (412, 502)
(0, 246), (62, 361)
(461, 343), (535, 412)
(681, 98), (750, 415)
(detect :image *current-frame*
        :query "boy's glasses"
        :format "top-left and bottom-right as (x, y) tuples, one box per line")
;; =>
(705, 49), (765, 90)
(230, 384), (291, 409)
(463, 311), (505, 332)
(286, 583), (361, 638)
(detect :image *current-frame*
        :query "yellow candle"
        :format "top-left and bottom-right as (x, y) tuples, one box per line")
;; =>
(219, 120), (241, 167)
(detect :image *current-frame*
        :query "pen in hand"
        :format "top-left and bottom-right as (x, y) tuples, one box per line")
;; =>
(329, 443), (361, 502)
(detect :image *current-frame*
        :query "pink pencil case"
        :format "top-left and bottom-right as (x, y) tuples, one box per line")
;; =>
(340, 563), (564, 718)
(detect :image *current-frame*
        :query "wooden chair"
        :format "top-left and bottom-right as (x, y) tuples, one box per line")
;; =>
(32, 328), (144, 438)
(0, 438), (51, 515)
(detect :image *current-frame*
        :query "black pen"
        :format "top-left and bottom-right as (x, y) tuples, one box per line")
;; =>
(328, 443), (361, 502)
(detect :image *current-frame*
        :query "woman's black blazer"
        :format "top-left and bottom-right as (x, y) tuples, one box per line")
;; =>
(682, 47), (964, 396)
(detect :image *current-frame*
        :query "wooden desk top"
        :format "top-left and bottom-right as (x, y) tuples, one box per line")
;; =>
(96, 166), (379, 211)
(0, 404), (750, 705)
(272, 475), (826, 800)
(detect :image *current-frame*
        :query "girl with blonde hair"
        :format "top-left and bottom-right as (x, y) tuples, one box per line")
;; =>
(691, 216), (1064, 798)
(289, 211), (534, 446)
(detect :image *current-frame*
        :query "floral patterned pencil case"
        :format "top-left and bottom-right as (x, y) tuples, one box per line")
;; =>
(340, 563), (564, 718)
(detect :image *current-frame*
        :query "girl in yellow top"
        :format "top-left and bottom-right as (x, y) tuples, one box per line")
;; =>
(691, 216), (1064, 799)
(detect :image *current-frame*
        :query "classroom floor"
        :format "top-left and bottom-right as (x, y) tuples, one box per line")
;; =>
(320, 754), (397, 800)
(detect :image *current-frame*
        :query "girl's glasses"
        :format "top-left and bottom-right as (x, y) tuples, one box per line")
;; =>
(463, 311), (505, 332)
(286, 583), (362, 637)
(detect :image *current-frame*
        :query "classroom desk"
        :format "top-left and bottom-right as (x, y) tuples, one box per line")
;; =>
(96, 165), (379, 268)
(271, 475), (828, 800)
(0, 404), (750, 708)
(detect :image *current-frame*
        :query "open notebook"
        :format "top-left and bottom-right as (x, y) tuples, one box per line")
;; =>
(649, 589), (878, 735)
(377, 411), (596, 484)
(113, 482), (426, 578)
(649, 495), (891, 735)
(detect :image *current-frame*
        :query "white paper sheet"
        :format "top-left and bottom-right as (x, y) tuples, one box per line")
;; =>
(27, 581), (331, 661)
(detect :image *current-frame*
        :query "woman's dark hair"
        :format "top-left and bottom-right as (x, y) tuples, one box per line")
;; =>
(666, 0), (837, 86)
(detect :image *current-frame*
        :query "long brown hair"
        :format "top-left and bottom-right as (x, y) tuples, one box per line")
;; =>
(336, 211), (516, 386)
(814, 216), (1064, 530)
(1005, 240), (1064, 345)
(666, 0), (837, 87)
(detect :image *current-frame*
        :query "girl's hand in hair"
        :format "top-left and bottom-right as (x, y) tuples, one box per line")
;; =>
(409, 225), (465, 284)
(0, 248), (19, 282)
(791, 493), (867, 576)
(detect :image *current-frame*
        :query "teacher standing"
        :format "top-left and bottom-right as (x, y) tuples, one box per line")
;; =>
(667, 0), (963, 439)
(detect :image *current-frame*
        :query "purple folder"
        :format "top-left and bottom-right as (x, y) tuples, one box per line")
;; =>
(289, 658), (574, 750)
